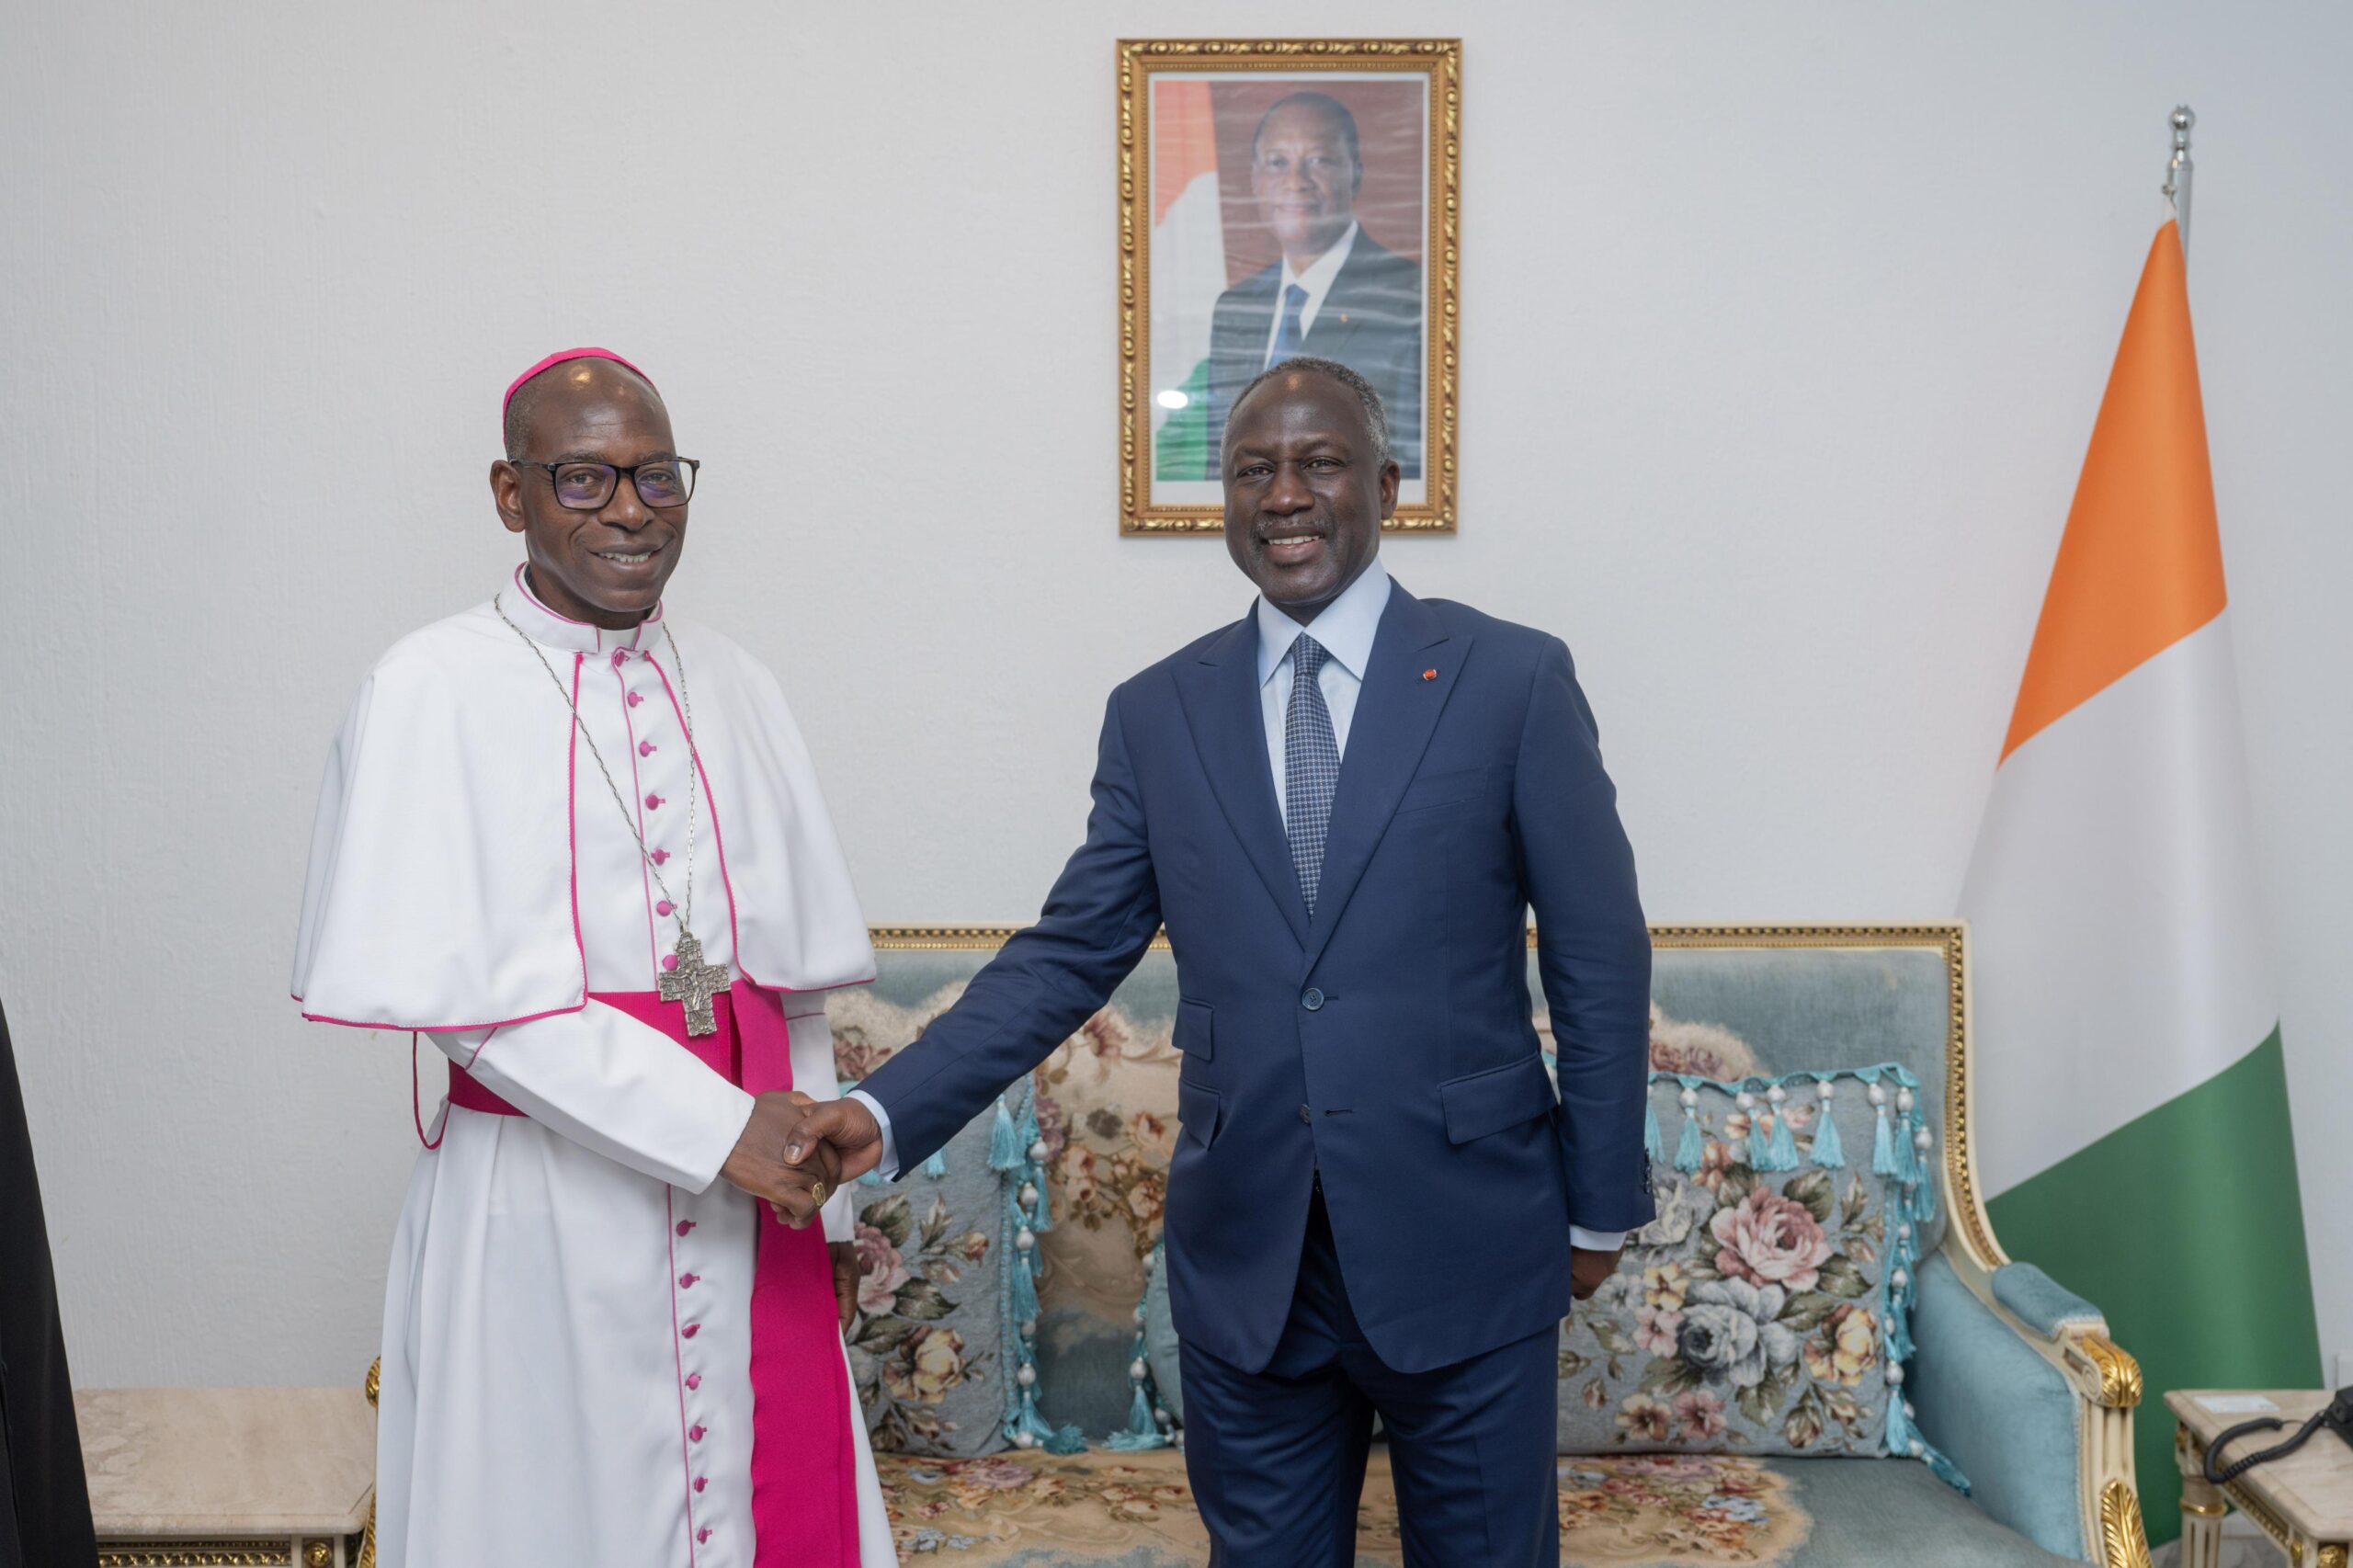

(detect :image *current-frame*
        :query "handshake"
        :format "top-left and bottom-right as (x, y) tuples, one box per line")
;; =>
(719, 1090), (890, 1228)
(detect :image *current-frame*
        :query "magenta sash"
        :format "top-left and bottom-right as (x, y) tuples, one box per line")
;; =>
(449, 982), (859, 1567)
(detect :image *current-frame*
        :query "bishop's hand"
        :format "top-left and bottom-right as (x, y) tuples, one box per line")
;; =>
(779, 1096), (887, 1211)
(723, 1091), (842, 1220)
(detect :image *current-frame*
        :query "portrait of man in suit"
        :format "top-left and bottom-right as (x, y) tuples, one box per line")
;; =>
(1199, 92), (1426, 482)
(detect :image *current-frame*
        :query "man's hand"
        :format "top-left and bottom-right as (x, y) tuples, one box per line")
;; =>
(779, 1096), (887, 1198)
(1570, 1244), (1624, 1301)
(722, 1091), (842, 1221)
(829, 1241), (858, 1332)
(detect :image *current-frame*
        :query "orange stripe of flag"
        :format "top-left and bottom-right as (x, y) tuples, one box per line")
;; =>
(1152, 80), (1219, 228)
(2000, 221), (2229, 763)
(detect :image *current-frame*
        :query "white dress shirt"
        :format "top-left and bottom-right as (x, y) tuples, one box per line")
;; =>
(855, 559), (1624, 1251)
(1261, 221), (1360, 369)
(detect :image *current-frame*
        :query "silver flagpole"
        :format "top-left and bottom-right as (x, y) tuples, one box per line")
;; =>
(2162, 105), (2197, 260)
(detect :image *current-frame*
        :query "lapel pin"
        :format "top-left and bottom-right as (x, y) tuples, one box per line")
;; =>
(1422, 668), (1438, 681)
(1339, 312), (1350, 324)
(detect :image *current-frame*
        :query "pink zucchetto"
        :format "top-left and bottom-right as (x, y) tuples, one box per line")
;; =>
(502, 347), (654, 416)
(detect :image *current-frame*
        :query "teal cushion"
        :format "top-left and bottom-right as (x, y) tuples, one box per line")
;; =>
(1755, 1455), (2076, 1566)
(1909, 1253), (2086, 1560)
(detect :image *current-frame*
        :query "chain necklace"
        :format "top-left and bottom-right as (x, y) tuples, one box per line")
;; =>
(494, 592), (732, 1035)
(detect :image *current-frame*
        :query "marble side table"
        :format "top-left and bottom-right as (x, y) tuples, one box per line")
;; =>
(2169, 1389), (2351, 1568)
(75, 1387), (375, 1567)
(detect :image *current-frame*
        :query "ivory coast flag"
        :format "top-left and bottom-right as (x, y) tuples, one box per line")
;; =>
(1960, 220), (2321, 1541)
(1150, 79), (1227, 480)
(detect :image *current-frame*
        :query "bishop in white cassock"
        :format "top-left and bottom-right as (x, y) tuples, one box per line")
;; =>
(290, 349), (897, 1568)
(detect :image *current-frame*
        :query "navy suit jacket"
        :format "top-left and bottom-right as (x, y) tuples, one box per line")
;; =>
(858, 584), (1652, 1375)
(1199, 233), (1424, 481)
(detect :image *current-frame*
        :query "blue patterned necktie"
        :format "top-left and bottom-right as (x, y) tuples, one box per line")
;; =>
(1267, 281), (1310, 369)
(1285, 635), (1339, 916)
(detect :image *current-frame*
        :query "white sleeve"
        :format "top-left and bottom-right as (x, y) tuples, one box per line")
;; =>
(1571, 1227), (1628, 1252)
(431, 1001), (755, 1194)
(844, 1090), (901, 1182)
(786, 1004), (857, 1244)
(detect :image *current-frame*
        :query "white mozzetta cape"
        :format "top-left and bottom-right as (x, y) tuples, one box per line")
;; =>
(291, 588), (875, 1028)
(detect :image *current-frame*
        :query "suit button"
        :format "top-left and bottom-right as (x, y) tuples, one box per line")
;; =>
(1302, 988), (1324, 1011)
(1299, 1105), (1312, 1124)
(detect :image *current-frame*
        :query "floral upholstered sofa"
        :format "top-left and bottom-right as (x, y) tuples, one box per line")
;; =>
(824, 925), (2156, 1568)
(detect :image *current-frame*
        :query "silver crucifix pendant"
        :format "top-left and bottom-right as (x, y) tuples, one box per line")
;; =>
(656, 929), (731, 1037)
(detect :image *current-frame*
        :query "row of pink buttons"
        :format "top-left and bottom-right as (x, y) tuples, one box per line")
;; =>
(673, 1213), (714, 1548)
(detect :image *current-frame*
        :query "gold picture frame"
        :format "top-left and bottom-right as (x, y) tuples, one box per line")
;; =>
(1117, 39), (1461, 535)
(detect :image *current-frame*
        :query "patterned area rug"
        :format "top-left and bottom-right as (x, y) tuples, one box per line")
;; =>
(877, 1449), (1808, 1564)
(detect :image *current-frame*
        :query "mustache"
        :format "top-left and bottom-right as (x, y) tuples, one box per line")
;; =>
(1254, 514), (1335, 546)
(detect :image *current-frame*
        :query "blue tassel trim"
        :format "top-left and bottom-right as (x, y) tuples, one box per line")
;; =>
(1674, 1097), (1704, 1173)
(1745, 1096), (1774, 1169)
(1008, 1250), (1040, 1322)
(922, 1147), (948, 1180)
(1809, 1085), (1846, 1169)
(1643, 1096), (1664, 1164)
(1886, 1302), (1916, 1363)
(1924, 1447), (1972, 1494)
(1884, 1389), (1919, 1458)
(995, 1080), (1081, 1451)
(988, 1096), (1022, 1172)
(1763, 1102), (1800, 1171)
(1104, 1245), (1176, 1450)
(1872, 1105), (1900, 1176)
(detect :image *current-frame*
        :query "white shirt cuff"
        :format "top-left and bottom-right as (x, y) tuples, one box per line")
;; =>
(845, 1088), (900, 1180)
(1570, 1227), (1627, 1252)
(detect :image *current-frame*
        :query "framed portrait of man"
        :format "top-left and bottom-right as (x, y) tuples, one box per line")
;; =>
(1119, 39), (1461, 534)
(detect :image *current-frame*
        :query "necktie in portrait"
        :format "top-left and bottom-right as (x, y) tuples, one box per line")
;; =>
(1267, 281), (1311, 369)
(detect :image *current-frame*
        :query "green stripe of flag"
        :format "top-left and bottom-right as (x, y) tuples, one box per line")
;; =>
(1987, 1028), (2320, 1544)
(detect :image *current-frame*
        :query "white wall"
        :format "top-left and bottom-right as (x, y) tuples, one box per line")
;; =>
(4, 0), (2347, 1391)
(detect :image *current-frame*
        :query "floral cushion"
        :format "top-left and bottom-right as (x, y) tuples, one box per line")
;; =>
(1559, 1066), (1959, 1481)
(843, 1093), (1011, 1457)
(833, 958), (1188, 1440)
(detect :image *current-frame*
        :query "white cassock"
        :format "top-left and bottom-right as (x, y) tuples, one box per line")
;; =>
(293, 566), (897, 1568)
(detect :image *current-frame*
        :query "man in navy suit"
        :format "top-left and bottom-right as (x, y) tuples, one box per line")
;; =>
(1199, 92), (1425, 482)
(778, 358), (1652, 1564)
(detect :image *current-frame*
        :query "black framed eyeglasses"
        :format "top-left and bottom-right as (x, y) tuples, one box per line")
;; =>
(521, 458), (699, 510)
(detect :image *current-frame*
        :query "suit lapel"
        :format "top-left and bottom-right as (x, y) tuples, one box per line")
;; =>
(1174, 615), (1313, 949)
(1301, 239), (1389, 361)
(1302, 585), (1466, 969)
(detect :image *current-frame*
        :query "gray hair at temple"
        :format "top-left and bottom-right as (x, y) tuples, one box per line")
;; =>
(1223, 356), (1392, 472)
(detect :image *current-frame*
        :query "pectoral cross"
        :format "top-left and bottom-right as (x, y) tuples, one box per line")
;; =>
(658, 929), (730, 1037)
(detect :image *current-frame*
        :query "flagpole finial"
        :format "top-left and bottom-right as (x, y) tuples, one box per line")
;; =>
(2164, 104), (2196, 259)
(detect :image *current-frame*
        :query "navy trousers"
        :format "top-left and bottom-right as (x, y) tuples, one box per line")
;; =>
(1178, 1187), (1560, 1567)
